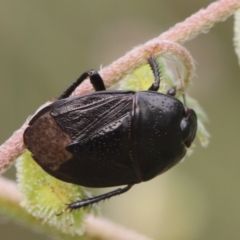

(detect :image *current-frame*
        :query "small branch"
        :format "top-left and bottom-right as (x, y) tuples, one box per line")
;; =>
(71, 0), (240, 95)
(0, 102), (51, 174)
(159, 0), (240, 43)
(0, 123), (27, 173)
(73, 41), (195, 96)
(0, 176), (21, 204)
(100, 0), (240, 86)
(85, 216), (153, 240)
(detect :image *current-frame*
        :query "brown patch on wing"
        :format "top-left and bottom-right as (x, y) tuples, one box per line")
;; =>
(24, 112), (73, 171)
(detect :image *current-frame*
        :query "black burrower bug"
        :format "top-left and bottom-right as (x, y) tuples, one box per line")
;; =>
(23, 57), (197, 210)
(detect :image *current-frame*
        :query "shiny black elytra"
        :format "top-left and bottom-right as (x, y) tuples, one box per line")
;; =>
(23, 57), (197, 210)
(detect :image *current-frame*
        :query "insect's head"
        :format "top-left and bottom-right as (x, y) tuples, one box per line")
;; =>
(177, 70), (197, 148)
(149, 56), (197, 148)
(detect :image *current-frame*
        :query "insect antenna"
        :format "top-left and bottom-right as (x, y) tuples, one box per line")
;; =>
(176, 68), (187, 107)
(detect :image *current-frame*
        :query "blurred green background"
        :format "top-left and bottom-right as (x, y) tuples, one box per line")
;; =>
(1, 1), (240, 239)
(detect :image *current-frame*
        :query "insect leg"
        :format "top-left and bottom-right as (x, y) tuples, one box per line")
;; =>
(58, 70), (106, 100)
(68, 184), (133, 210)
(88, 70), (106, 91)
(58, 71), (90, 99)
(167, 86), (177, 96)
(147, 56), (161, 91)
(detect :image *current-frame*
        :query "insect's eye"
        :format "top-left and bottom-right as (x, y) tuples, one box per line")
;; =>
(183, 107), (190, 118)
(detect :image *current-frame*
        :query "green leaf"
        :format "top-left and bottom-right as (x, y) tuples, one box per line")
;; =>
(16, 151), (98, 236)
